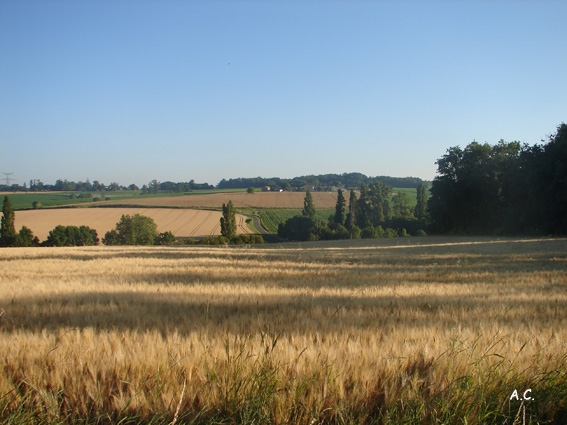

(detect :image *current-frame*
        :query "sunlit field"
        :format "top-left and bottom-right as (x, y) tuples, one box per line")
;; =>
(15, 207), (252, 240)
(1, 237), (566, 424)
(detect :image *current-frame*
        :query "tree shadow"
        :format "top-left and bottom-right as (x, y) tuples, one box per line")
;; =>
(3, 290), (564, 336)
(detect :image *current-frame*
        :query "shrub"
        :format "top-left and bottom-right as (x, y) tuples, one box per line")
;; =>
(155, 231), (175, 245)
(198, 236), (229, 245)
(14, 226), (40, 247)
(102, 229), (120, 246)
(230, 234), (264, 245)
(278, 216), (327, 241)
(384, 227), (398, 238)
(361, 226), (375, 239)
(349, 225), (361, 239)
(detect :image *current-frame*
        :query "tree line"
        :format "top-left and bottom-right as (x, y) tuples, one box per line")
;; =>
(1, 178), (214, 193)
(428, 123), (567, 235)
(218, 173), (426, 191)
(2, 173), (425, 193)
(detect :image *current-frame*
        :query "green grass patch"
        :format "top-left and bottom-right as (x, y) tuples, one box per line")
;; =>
(1, 193), (94, 210)
(256, 209), (334, 233)
(394, 187), (417, 205)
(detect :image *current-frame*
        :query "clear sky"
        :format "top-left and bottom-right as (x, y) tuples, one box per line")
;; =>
(1, 0), (566, 187)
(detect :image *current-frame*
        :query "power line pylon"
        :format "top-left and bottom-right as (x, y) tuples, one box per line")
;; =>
(2, 172), (14, 186)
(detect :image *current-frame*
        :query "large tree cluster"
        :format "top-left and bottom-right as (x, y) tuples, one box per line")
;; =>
(428, 123), (567, 235)
(278, 186), (428, 242)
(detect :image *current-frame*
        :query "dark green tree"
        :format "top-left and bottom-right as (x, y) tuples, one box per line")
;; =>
(278, 215), (325, 241)
(155, 231), (175, 245)
(427, 131), (567, 235)
(302, 190), (316, 219)
(540, 123), (567, 234)
(0, 196), (16, 247)
(43, 225), (99, 246)
(103, 214), (158, 245)
(368, 181), (392, 224)
(220, 201), (237, 239)
(15, 226), (39, 247)
(356, 184), (371, 228)
(345, 189), (357, 230)
(414, 183), (429, 221)
(333, 189), (346, 225)
(102, 229), (120, 246)
(392, 191), (413, 220)
(428, 141), (522, 233)
(149, 180), (159, 194)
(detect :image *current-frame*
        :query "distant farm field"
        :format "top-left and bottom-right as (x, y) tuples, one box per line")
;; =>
(103, 191), (340, 209)
(1, 237), (566, 424)
(15, 207), (252, 240)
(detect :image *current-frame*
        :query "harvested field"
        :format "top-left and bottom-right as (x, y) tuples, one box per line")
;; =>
(1, 237), (566, 424)
(102, 191), (339, 209)
(15, 207), (252, 240)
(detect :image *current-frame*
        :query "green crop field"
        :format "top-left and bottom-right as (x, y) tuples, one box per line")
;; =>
(0, 192), (95, 210)
(256, 208), (334, 233)
(394, 187), (417, 204)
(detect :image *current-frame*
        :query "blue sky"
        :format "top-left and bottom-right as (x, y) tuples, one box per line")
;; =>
(1, 0), (566, 187)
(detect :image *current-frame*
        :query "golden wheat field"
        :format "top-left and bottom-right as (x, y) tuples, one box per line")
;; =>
(0, 237), (566, 424)
(14, 207), (252, 240)
(103, 191), (339, 209)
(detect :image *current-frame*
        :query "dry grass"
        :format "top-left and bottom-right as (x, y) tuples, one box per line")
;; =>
(15, 207), (252, 240)
(103, 191), (339, 209)
(0, 236), (566, 424)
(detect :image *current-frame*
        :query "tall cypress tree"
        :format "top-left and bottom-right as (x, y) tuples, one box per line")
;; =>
(220, 200), (236, 239)
(356, 183), (371, 228)
(302, 190), (316, 219)
(414, 183), (429, 221)
(334, 189), (346, 225)
(0, 196), (16, 247)
(345, 190), (357, 229)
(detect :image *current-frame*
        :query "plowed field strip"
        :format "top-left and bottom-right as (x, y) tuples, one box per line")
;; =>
(15, 208), (250, 240)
